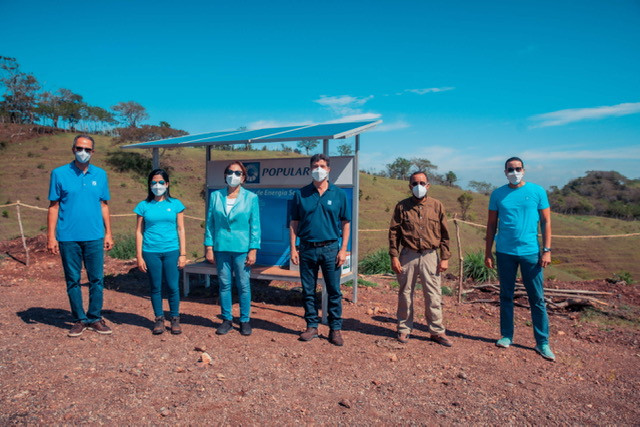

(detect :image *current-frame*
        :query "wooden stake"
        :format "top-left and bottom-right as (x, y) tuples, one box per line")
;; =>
(16, 201), (29, 266)
(454, 215), (464, 303)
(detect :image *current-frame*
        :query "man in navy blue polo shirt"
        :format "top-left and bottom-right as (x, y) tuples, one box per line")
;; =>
(290, 154), (351, 346)
(47, 135), (114, 337)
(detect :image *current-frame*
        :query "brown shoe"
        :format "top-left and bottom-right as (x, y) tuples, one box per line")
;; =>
(153, 316), (165, 335)
(68, 321), (86, 337)
(87, 319), (112, 335)
(329, 329), (344, 346)
(299, 327), (318, 342)
(431, 334), (452, 347)
(170, 316), (182, 335)
(397, 332), (410, 344)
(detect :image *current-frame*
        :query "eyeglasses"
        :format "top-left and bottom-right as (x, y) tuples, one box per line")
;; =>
(410, 181), (427, 187)
(225, 170), (243, 176)
(151, 180), (166, 185)
(507, 167), (523, 173)
(74, 146), (93, 153)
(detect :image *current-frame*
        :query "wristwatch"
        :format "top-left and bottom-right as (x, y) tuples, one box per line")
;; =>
(542, 247), (551, 253)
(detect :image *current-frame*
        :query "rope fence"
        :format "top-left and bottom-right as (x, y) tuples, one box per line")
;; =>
(2, 201), (640, 268)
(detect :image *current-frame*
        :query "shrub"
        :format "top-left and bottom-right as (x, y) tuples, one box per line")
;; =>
(105, 151), (153, 177)
(359, 248), (393, 274)
(609, 271), (634, 285)
(441, 286), (453, 296)
(344, 278), (379, 288)
(108, 234), (137, 260)
(463, 250), (497, 283)
(2, 210), (8, 218)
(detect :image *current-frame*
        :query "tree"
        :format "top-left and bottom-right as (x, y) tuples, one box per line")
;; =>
(468, 180), (496, 196)
(444, 171), (458, 187)
(112, 101), (148, 127)
(386, 157), (412, 180)
(337, 143), (353, 156)
(410, 158), (438, 175)
(37, 91), (63, 128)
(457, 192), (474, 220)
(297, 139), (319, 155)
(0, 56), (40, 123)
(57, 89), (85, 131)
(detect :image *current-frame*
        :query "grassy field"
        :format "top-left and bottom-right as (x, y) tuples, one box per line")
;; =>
(1, 131), (639, 281)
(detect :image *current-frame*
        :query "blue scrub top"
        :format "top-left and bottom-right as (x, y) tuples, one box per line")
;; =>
(291, 182), (351, 243)
(48, 162), (110, 242)
(134, 198), (185, 253)
(489, 182), (550, 256)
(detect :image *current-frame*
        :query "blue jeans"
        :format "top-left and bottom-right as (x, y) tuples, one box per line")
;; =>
(143, 250), (181, 318)
(215, 251), (252, 322)
(299, 241), (342, 330)
(58, 239), (104, 323)
(496, 252), (549, 345)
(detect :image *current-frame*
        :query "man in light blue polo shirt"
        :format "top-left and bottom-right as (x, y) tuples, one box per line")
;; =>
(485, 157), (554, 361)
(47, 135), (114, 337)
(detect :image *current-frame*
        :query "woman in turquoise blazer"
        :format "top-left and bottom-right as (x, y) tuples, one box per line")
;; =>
(204, 161), (261, 336)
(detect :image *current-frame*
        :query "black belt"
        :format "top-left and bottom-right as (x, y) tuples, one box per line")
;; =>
(301, 240), (336, 248)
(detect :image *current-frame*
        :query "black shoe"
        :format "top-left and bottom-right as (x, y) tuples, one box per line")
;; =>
(240, 321), (252, 336)
(216, 320), (233, 335)
(170, 316), (182, 335)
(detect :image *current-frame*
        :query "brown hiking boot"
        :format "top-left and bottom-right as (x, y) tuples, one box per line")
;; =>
(397, 332), (410, 344)
(329, 329), (344, 346)
(299, 327), (318, 342)
(431, 334), (452, 347)
(153, 317), (165, 335)
(87, 319), (112, 335)
(170, 316), (182, 335)
(68, 321), (86, 337)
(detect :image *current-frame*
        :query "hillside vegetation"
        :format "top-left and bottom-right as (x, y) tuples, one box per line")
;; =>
(1, 130), (639, 281)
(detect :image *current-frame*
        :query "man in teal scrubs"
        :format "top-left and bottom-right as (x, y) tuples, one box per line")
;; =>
(485, 157), (555, 361)
(47, 135), (114, 337)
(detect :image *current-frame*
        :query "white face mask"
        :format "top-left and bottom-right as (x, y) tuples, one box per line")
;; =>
(311, 167), (328, 182)
(412, 184), (427, 199)
(226, 174), (242, 187)
(151, 183), (167, 197)
(507, 171), (524, 185)
(74, 150), (91, 164)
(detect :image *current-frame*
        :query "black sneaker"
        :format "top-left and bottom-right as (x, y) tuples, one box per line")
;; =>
(240, 321), (252, 336)
(68, 321), (86, 337)
(216, 320), (233, 335)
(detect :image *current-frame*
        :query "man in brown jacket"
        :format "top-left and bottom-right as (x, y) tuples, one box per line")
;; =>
(389, 171), (452, 346)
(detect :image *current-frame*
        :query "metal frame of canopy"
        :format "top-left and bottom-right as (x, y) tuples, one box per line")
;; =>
(122, 120), (382, 307)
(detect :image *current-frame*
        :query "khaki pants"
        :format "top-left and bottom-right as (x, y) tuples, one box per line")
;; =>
(396, 248), (445, 335)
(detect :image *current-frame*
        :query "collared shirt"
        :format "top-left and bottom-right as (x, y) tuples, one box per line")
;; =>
(489, 182), (549, 256)
(134, 198), (185, 252)
(48, 162), (110, 242)
(291, 182), (351, 243)
(388, 196), (451, 260)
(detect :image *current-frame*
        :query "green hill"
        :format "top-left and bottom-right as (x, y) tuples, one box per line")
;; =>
(1, 130), (639, 282)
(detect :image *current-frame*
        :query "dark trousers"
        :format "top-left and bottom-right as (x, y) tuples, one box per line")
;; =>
(59, 239), (104, 323)
(299, 241), (342, 330)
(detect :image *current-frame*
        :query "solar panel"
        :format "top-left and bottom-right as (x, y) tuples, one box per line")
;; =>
(122, 120), (381, 149)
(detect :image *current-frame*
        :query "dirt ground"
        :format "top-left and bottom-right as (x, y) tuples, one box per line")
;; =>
(1, 235), (639, 425)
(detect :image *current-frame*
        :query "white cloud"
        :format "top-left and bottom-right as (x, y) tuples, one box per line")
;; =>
(529, 102), (640, 128)
(247, 119), (312, 130)
(373, 120), (410, 132)
(485, 145), (640, 162)
(314, 95), (374, 116)
(404, 87), (455, 95)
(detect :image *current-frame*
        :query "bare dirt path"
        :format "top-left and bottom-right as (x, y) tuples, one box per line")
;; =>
(1, 236), (639, 424)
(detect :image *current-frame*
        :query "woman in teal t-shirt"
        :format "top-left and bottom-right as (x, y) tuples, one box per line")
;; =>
(134, 169), (186, 335)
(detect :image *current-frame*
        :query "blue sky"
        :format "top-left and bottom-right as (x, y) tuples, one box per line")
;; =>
(2, 0), (639, 189)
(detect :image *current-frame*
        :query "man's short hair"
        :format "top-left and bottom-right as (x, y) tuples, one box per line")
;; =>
(73, 134), (95, 149)
(310, 153), (330, 167)
(409, 171), (429, 183)
(504, 156), (524, 170)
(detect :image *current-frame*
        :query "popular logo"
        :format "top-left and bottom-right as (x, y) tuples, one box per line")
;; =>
(243, 162), (260, 184)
